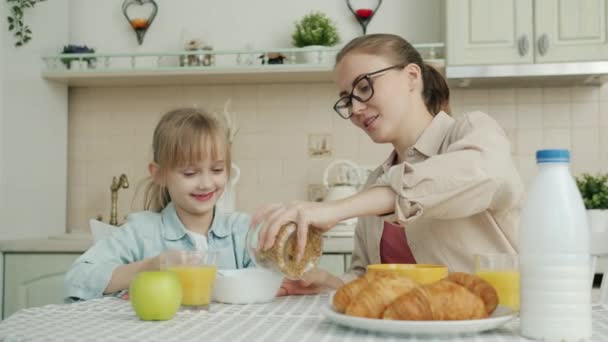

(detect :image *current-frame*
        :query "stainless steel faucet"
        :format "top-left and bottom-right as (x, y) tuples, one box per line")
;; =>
(109, 174), (129, 226)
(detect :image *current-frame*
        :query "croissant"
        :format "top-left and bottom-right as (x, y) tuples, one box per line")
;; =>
(345, 273), (418, 319)
(332, 275), (371, 313)
(447, 272), (498, 315)
(382, 278), (487, 320)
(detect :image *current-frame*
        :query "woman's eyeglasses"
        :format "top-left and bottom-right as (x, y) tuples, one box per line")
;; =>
(333, 63), (406, 119)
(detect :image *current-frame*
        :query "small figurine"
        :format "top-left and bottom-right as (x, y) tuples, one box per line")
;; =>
(259, 52), (286, 65)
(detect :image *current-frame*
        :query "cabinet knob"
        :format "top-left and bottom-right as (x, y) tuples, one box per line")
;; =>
(537, 34), (550, 56)
(518, 35), (530, 57)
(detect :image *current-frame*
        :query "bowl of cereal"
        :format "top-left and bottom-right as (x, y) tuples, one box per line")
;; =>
(213, 268), (283, 304)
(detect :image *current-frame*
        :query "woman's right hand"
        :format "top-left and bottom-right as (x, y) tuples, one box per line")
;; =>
(252, 200), (344, 262)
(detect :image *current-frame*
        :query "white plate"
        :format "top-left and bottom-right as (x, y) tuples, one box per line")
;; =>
(321, 299), (517, 336)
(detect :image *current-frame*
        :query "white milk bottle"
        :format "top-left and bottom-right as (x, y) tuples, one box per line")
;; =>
(520, 149), (591, 341)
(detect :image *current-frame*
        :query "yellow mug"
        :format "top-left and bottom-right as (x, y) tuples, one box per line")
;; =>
(367, 264), (448, 284)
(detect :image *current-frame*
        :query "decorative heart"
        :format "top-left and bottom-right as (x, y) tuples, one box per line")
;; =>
(346, 0), (383, 35)
(122, 0), (158, 45)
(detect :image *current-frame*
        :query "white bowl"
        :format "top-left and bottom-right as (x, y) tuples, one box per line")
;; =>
(212, 268), (283, 304)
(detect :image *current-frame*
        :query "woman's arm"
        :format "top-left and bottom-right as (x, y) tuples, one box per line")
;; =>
(376, 112), (523, 225)
(254, 186), (395, 262)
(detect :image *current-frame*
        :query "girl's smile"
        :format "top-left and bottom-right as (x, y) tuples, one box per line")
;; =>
(191, 191), (215, 202)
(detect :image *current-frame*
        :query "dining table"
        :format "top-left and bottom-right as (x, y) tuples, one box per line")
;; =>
(1, 293), (607, 341)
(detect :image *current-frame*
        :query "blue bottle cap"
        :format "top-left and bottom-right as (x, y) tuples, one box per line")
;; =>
(536, 149), (570, 163)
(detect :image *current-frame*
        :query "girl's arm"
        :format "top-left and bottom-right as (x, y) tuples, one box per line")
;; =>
(103, 257), (159, 294)
(64, 225), (152, 300)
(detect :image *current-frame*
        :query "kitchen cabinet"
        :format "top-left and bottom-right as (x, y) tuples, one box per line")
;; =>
(447, 0), (608, 65)
(3, 253), (80, 319)
(319, 253), (352, 276)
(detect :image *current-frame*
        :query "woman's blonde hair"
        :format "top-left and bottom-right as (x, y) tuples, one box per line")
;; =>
(142, 108), (231, 212)
(336, 33), (450, 115)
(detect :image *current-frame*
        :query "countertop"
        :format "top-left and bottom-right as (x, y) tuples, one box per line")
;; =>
(0, 233), (354, 254)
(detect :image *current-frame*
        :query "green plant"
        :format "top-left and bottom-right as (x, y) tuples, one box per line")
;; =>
(61, 45), (96, 69)
(6, 0), (46, 47)
(291, 11), (340, 48)
(576, 173), (608, 210)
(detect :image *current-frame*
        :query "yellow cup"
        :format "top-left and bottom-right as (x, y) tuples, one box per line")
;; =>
(367, 264), (448, 284)
(161, 250), (218, 310)
(474, 253), (519, 311)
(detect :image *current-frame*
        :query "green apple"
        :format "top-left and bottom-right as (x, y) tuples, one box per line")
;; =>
(129, 271), (182, 321)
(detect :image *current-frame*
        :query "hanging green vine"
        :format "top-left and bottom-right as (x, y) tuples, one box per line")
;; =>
(6, 0), (46, 47)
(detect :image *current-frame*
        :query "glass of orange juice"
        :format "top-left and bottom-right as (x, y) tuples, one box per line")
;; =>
(474, 253), (520, 311)
(162, 250), (218, 310)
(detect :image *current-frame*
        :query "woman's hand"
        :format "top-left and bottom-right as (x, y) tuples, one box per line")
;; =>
(252, 200), (343, 261)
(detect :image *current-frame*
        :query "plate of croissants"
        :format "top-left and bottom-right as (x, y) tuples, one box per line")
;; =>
(321, 271), (517, 335)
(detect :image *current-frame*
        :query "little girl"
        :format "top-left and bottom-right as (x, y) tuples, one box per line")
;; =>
(64, 108), (252, 301)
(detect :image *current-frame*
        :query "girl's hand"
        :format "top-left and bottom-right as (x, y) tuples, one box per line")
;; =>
(252, 200), (343, 261)
(275, 268), (329, 296)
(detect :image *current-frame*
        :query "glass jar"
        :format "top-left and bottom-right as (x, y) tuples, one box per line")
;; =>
(246, 221), (323, 280)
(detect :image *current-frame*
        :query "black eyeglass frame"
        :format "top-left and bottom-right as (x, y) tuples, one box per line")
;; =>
(333, 63), (407, 119)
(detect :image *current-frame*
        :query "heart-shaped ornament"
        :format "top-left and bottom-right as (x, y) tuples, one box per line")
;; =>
(346, 0), (382, 35)
(122, 0), (158, 45)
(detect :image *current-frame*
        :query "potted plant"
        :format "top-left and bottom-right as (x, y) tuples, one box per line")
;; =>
(576, 173), (608, 254)
(291, 11), (340, 64)
(61, 45), (96, 70)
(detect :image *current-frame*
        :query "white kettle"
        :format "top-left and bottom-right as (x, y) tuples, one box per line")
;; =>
(217, 163), (241, 212)
(323, 159), (366, 201)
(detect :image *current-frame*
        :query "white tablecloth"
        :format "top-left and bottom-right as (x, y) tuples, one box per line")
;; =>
(1, 294), (607, 341)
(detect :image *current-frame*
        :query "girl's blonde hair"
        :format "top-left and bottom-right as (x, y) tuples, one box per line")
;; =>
(336, 33), (451, 115)
(143, 108), (231, 212)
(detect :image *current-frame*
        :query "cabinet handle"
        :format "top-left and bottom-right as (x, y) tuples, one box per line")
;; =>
(518, 35), (529, 56)
(537, 34), (549, 56)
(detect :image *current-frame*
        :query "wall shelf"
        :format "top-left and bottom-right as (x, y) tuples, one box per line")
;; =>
(40, 44), (446, 87)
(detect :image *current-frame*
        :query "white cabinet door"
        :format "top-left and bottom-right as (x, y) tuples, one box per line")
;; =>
(319, 254), (345, 276)
(534, 0), (608, 62)
(4, 253), (80, 319)
(447, 0), (534, 65)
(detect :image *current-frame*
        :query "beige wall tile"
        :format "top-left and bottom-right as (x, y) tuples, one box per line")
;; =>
(600, 83), (608, 102)
(66, 84), (607, 227)
(542, 129), (571, 150)
(571, 128), (600, 175)
(489, 88), (516, 104)
(543, 88), (571, 103)
(517, 129), (544, 156)
(600, 102), (608, 126)
(571, 87), (599, 103)
(542, 103), (571, 128)
(517, 103), (542, 129)
(571, 103), (599, 128)
(462, 89), (489, 105)
(516, 88), (542, 104)
(488, 104), (517, 130)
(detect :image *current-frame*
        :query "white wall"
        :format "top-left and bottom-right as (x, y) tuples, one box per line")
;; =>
(68, 0), (443, 51)
(0, 1), (69, 239)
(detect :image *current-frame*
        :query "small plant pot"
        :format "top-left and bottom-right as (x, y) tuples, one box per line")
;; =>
(300, 45), (325, 64)
(588, 209), (608, 255)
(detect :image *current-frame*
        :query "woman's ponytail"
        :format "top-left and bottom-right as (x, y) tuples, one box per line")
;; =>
(422, 63), (450, 115)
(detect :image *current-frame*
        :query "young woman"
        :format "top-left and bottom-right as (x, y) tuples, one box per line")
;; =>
(255, 33), (524, 294)
(65, 108), (252, 301)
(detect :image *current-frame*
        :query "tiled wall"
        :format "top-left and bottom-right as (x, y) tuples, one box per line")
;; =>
(67, 83), (608, 232)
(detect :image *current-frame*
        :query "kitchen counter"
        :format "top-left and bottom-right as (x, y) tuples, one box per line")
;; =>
(0, 234), (354, 254)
